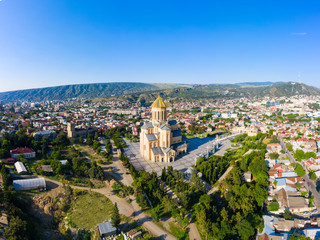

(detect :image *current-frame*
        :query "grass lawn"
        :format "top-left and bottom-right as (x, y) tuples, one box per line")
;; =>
(169, 222), (189, 240)
(68, 191), (114, 230)
(263, 138), (271, 144)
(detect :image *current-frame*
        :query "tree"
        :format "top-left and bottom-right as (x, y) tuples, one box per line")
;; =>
(4, 216), (28, 240)
(235, 219), (255, 240)
(269, 134), (279, 143)
(92, 141), (101, 150)
(289, 233), (311, 240)
(86, 137), (93, 146)
(310, 172), (317, 181)
(150, 205), (161, 222)
(273, 180), (277, 187)
(254, 183), (268, 207)
(111, 203), (121, 230)
(269, 152), (279, 159)
(195, 208), (210, 238)
(294, 149), (306, 162)
(286, 143), (293, 152)
(284, 209), (292, 220)
(294, 163), (306, 177)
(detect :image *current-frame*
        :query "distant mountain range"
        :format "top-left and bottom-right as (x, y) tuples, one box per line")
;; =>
(234, 81), (284, 87)
(0, 82), (189, 102)
(0, 81), (318, 103)
(109, 82), (320, 103)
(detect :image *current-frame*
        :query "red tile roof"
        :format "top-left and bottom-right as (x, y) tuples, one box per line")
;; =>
(10, 147), (35, 155)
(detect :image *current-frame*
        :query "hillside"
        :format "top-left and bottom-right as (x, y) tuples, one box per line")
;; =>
(107, 82), (320, 104)
(0, 81), (318, 103)
(234, 81), (284, 87)
(0, 82), (189, 102)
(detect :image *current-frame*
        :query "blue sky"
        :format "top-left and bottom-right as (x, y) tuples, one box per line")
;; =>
(0, 0), (319, 92)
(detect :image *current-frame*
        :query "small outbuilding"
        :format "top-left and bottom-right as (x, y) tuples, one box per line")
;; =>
(128, 229), (142, 240)
(4, 158), (15, 164)
(13, 178), (46, 191)
(14, 161), (27, 174)
(98, 221), (117, 238)
(59, 160), (68, 165)
(38, 165), (53, 174)
(244, 171), (252, 182)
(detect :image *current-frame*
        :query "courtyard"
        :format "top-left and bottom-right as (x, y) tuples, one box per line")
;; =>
(123, 136), (234, 175)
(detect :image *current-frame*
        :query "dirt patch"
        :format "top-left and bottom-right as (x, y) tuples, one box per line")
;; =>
(28, 187), (65, 239)
(105, 179), (117, 188)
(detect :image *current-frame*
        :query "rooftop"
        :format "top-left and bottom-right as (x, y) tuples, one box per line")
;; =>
(151, 95), (167, 108)
(11, 147), (35, 155)
(98, 221), (116, 235)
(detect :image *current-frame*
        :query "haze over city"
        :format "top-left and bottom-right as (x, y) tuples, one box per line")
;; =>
(0, 0), (320, 92)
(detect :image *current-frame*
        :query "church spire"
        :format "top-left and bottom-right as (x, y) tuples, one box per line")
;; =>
(151, 95), (167, 122)
(151, 94), (167, 108)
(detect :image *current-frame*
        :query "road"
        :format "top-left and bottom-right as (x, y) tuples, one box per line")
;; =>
(278, 135), (320, 211)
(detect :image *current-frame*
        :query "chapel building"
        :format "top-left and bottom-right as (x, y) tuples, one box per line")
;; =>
(140, 95), (188, 162)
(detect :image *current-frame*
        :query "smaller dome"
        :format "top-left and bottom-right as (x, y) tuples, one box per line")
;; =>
(151, 95), (167, 108)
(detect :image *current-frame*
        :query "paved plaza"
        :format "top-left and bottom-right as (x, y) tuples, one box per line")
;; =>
(123, 136), (233, 175)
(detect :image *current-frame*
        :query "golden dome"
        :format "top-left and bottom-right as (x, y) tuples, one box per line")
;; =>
(151, 95), (167, 108)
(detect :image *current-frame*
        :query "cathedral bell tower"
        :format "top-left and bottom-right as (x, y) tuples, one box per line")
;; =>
(151, 95), (167, 123)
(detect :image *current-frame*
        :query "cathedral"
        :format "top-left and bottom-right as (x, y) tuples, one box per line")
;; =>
(140, 95), (188, 162)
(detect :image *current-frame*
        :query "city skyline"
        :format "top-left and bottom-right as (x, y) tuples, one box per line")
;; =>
(0, 0), (320, 92)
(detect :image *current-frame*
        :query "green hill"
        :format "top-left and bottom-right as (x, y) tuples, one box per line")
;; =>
(0, 81), (318, 103)
(0, 82), (189, 102)
(108, 82), (320, 104)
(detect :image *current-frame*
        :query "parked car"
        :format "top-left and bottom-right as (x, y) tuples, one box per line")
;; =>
(312, 210), (318, 214)
(303, 211), (309, 215)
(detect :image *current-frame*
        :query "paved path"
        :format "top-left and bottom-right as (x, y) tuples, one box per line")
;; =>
(279, 135), (320, 211)
(205, 134), (241, 195)
(109, 139), (134, 186)
(189, 222), (201, 240)
(207, 164), (233, 195)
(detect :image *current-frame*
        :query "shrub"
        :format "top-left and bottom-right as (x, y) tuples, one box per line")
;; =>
(310, 172), (317, 181)
(294, 163), (306, 177)
(267, 202), (279, 211)
(283, 210), (292, 220)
